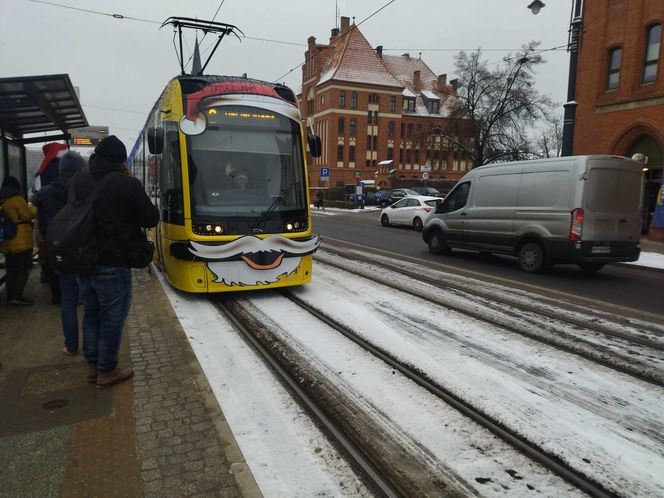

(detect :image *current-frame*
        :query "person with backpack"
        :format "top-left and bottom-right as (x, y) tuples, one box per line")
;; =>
(0, 176), (37, 305)
(72, 135), (159, 388)
(34, 151), (86, 354)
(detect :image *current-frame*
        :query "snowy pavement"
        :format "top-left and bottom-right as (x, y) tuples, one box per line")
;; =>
(158, 245), (664, 497)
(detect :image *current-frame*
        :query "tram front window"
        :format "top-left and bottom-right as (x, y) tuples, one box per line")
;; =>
(187, 106), (306, 224)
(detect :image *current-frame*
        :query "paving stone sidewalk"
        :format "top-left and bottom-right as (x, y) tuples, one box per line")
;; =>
(0, 266), (260, 498)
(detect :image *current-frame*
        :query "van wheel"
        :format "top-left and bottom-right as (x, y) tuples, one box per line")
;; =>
(428, 230), (451, 254)
(518, 242), (545, 273)
(579, 262), (604, 274)
(412, 217), (423, 231)
(381, 214), (391, 227)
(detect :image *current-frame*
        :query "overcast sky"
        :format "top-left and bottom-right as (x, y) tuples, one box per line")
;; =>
(2, 0), (572, 150)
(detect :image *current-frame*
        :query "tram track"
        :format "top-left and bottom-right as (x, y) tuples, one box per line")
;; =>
(281, 289), (616, 498)
(316, 248), (664, 388)
(209, 291), (620, 497)
(211, 297), (450, 498)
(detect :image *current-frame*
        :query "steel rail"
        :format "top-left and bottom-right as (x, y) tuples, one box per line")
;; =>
(283, 290), (617, 498)
(211, 298), (400, 498)
(322, 246), (664, 348)
(315, 250), (664, 388)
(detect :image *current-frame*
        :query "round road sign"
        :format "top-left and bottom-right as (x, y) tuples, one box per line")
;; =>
(422, 172), (430, 180)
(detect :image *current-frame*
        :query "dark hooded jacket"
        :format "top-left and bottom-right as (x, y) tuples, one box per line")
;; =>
(33, 151), (86, 235)
(73, 155), (159, 267)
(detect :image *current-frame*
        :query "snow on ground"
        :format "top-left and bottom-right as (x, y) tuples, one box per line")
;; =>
(156, 271), (371, 498)
(627, 251), (664, 269)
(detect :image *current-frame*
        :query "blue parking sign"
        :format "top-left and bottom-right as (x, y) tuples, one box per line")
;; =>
(320, 168), (329, 177)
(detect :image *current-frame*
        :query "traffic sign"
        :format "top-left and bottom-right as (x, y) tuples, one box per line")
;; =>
(320, 176), (329, 182)
(421, 164), (432, 172)
(320, 167), (329, 177)
(354, 171), (361, 176)
(422, 172), (430, 180)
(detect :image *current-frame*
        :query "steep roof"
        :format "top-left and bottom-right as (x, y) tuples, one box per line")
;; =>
(317, 27), (402, 88)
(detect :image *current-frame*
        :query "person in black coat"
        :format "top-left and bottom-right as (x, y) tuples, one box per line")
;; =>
(34, 150), (86, 354)
(74, 135), (159, 389)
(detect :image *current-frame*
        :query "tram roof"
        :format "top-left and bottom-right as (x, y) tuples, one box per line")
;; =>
(0, 74), (88, 140)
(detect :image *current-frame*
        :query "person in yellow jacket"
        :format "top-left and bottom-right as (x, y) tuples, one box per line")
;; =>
(0, 176), (37, 305)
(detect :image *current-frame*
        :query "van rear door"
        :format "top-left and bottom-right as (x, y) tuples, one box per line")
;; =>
(583, 157), (642, 242)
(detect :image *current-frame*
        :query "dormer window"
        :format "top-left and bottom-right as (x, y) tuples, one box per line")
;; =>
(427, 101), (440, 113)
(405, 98), (416, 112)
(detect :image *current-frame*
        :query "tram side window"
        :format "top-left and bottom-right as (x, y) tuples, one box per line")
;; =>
(160, 127), (184, 224)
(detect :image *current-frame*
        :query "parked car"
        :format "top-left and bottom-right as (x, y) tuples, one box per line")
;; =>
(388, 188), (419, 204)
(374, 189), (393, 207)
(380, 195), (439, 231)
(413, 186), (444, 197)
(421, 155), (643, 273)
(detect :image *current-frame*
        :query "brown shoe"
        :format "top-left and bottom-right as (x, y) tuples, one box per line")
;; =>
(87, 363), (98, 384)
(96, 368), (134, 389)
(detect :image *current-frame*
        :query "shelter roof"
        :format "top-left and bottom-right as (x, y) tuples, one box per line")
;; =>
(0, 74), (87, 138)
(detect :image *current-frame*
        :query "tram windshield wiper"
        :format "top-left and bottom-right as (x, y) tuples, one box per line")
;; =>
(252, 180), (300, 229)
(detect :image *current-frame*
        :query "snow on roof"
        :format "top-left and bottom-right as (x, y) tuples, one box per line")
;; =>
(316, 27), (402, 88)
(402, 88), (416, 98)
(421, 90), (439, 100)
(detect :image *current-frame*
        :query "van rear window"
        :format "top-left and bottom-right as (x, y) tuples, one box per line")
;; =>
(586, 168), (640, 212)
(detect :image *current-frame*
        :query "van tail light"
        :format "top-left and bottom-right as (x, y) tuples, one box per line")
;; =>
(570, 208), (584, 241)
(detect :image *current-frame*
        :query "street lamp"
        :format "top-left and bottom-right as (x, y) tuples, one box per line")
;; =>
(529, 0), (584, 157)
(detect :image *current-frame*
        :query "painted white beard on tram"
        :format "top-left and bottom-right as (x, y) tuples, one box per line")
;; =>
(206, 256), (302, 286)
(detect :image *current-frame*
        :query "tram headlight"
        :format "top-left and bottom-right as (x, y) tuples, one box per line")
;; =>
(285, 220), (307, 232)
(286, 222), (294, 231)
(206, 225), (213, 232)
(214, 225), (223, 233)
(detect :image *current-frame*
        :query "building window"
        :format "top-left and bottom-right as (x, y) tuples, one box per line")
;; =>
(405, 98), (415, 112)
(337, 144), (344, 162)
(387, 148), (393, 160)
(373, 111), (378, 125)
(606, 47), (622, 90)
(643, 24), (661, 83)
(367, 135), (372, 150)
(339, 90), (346, 107)
(351, 92), (357, 108)
(349, 145), (355, 162)
(405, 149), (411, 163)
(414, 150), (420, 164)
(399, 149), (404, 162)
(349, 119), (356, 136)
(307, 99), (313, 115)
(367, 110), (373, 125)
(407, 123), (413, 137)
(388, 121), (395, 138)
(372, 136), (378, 150)
(390, 96), (396, 111)
(427, 100), (440, 113)
(366, 159), (371, 167)
(338, 118), (345, 134)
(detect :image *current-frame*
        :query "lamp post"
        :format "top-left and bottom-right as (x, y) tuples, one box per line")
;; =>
(528, 0), (584, 157)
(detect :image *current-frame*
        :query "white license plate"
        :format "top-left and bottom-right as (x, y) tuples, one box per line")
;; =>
(592, 245), (611, 254)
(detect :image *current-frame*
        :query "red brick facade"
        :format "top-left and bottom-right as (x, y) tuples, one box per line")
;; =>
(573, 0), (664, 237)
(299, 17), (470, 191)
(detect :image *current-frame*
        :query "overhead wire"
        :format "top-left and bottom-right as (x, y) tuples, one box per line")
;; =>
(26, 0), (160, 23)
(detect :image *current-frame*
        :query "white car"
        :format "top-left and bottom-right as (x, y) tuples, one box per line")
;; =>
(380, 195), (440, 231)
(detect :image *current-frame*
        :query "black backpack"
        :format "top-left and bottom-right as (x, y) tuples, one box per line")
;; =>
(46, 172), (119, 273)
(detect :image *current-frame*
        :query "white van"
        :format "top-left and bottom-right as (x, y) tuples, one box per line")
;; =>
(421, 156), (642, 273)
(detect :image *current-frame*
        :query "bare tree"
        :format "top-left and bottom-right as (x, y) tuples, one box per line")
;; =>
(532, 112), (563, 158)
(443, 42), (556, 167)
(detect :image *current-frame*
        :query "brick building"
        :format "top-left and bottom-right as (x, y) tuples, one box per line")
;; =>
(300, 17), (470, 192)
(573, 0), (664, 239)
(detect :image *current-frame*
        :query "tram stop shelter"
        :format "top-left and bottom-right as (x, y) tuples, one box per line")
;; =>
(0, 74), (88, 194)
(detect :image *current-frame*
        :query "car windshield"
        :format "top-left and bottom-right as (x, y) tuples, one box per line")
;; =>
(186, 105), (305, 219)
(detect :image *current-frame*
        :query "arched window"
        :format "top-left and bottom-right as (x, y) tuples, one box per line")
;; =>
(349, 119), (356, 136)
(643, 24), (661, 83)
(606, 47), (622, 90)
(351, 92), (357, 108)
(338, 118), (345, 134)
(339, 90), (346, 107)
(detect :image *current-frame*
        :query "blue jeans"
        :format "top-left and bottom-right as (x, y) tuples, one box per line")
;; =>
(57, 272), (80, 353)
(78, 266), (132, 372)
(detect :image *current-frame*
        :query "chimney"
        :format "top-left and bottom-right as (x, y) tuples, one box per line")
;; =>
(402, 53), (410, 59)
(308, 36), (317, 51)
(450, 78), (459, 94)
(376, 45), (383, 58)
(330, 28), (340, 41)
(437, 74), (447, 92)
(340, 16), (350, 33)
(413, 70), (421, 93)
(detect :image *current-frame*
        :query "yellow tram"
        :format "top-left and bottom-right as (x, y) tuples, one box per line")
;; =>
(128, 73), (321, 293)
